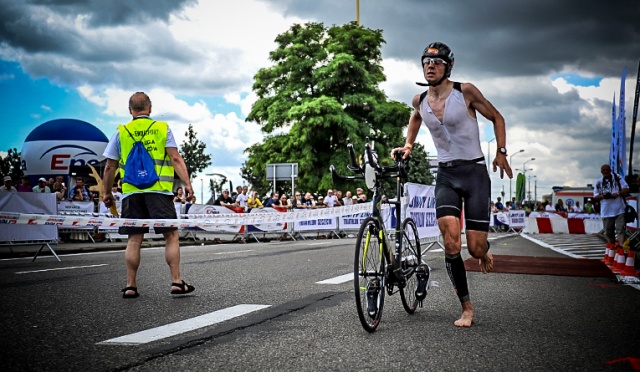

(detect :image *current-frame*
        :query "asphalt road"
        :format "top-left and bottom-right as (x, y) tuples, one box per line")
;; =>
(1, 235), (639, 372)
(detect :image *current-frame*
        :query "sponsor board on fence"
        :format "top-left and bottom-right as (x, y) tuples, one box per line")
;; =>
(339, 212), (373, 231)
(58, 200), (94, 214)
(405, 183), (439, 239)
(508, 210), (526, 228)
(0, 192), (57, 242)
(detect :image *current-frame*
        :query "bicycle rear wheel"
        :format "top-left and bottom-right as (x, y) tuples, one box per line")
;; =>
(399, 217), (421, 314)
(354, 217), (385, 332)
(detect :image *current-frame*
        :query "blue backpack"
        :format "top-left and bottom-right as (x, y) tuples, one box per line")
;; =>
(122, 121), (160, 189)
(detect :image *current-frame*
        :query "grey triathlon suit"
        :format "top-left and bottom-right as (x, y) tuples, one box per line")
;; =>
(419, 82), (490, 232)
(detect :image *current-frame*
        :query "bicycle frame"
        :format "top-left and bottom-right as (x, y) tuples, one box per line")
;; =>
(331, 140), (408, 278)
(333, 140), (426, 332)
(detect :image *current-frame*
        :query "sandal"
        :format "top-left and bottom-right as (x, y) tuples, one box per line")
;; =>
(121, 286), (139, 299)
(170, 280), (195, 295)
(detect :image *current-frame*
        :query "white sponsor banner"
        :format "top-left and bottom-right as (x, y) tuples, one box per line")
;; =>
(57, 200), (94, 214)
(294, 214), (337, 231)
(405, 183), (439, 239)
(528, 212), (564, 219)
(567, 213), (601, 220)
(508, 210), (526, 228)
(186, 204), (242, 233)
(493, 212), (509, 226)
(248, 207), (287, 232)
(340, 212), (373, 230)
(0, 192), (57, 242)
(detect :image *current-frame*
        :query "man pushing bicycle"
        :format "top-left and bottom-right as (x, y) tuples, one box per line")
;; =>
(393, 42), (513, 327)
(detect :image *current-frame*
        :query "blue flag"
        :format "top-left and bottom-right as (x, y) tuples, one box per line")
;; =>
(610, 92), (617, 173)
(618, 68), (627, 177)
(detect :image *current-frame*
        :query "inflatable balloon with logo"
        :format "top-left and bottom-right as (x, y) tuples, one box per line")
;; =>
(21, 119), (108, 185)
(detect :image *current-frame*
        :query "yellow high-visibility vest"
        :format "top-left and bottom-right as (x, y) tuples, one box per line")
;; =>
(118, 118), (174, 194)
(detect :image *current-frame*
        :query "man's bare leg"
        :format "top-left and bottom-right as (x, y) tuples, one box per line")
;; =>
(124, 233), (144, 296)
(454, 300), (474, 327)
(479, 251), (494, 274)
(467, 230), (493, 274)
(439, 217), (477, 327)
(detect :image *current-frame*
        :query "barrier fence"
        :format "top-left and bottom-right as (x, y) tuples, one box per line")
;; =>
(5, 187), (632, 261)
(0, 183), (443, 259)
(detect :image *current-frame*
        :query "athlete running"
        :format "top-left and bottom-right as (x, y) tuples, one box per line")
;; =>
(392, 42), (513, 327)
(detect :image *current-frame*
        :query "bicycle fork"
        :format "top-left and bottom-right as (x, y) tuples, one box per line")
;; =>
(362, 228), (384, 316)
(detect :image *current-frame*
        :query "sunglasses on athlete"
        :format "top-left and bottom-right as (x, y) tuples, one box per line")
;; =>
(422, 57), (447, 66)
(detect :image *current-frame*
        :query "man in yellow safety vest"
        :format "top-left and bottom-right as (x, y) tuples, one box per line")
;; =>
(102, 92), (195, 299)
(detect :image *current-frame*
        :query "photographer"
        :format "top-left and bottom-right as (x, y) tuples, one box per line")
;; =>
(594, 164), (629, 249)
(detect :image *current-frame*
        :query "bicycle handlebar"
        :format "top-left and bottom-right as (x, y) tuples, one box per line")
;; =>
(330, 142), (410, 184)
(330, 165), (364, 181)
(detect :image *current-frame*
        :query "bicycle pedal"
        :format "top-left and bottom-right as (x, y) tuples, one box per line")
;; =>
(366, 279), (380, 316)
(415, 264), (430, 301)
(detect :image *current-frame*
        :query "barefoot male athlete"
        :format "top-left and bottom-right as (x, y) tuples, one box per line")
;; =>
(393, 42), (513, 327)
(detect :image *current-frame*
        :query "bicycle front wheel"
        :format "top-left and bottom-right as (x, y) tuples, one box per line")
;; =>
(399, 217), (422, 314)
(354, 217), (385, 332)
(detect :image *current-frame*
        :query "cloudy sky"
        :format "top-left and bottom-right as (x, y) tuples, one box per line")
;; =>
(1, 0), (639, 201)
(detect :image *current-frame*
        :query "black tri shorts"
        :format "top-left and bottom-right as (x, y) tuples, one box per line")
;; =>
(119, 193), (178, 235)
(435, 161), (491, 232)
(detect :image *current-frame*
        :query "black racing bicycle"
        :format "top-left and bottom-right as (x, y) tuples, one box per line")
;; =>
(330, 141), (431, 332)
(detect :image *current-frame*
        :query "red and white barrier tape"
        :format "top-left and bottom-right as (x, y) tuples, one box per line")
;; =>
(0, 203), (374, 229)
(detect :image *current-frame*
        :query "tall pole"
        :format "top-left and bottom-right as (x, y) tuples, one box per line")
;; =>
(487, 137), (495, 173)
(628, 60), (640, 178)
(522, 158), (535, 202)
(356, 0), (360, 25)
(200, 178), (203, 203)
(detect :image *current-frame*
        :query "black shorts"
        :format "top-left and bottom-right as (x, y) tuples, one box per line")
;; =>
(435, 162), (490, 231)
(119, 193), (178, 235)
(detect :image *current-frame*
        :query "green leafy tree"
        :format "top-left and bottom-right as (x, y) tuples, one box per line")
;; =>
(179, 124), (212, 180)
(405, 142), (434, 186)
(243, 22), (413, 196)
(0, 148), (23, 180)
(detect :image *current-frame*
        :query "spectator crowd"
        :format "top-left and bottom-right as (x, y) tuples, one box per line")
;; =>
(490, 196), (600, 216)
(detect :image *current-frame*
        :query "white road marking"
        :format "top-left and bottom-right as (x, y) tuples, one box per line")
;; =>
(316, 273), (352, 284)
(98, 304), (271, 345)
(15, 264), (108, 274)
(213, 250), (254, 255)
(308, 242), (326, 246)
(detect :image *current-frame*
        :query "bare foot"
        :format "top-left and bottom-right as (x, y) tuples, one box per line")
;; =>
(454, 301), (474, 327)
(479, 251), (494, 274)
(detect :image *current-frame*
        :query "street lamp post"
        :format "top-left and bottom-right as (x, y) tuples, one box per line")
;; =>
(528, 175), (537, 202)
(522, 158), (535, 202)
(509, 149), (525, 200)
(487, 137), (496, 173)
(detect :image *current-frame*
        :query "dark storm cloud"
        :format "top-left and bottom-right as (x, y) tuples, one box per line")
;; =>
(2, 0), (196, 28)
(0, 0), (249, 94)
(258, 0), (640, 79)
(0, 0), (196, 58)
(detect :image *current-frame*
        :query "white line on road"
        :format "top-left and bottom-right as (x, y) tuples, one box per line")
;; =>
(213, 250), (254, 255)
(308, 242), (326, 246)
(15, 264), (108, 274)
(316, 273), (352, 284)
(98, 304), (271, 345)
